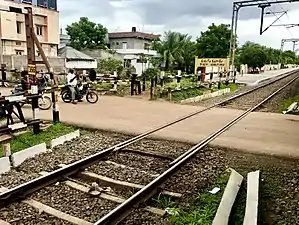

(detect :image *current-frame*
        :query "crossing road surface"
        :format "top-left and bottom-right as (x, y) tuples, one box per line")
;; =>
(11, 94), (299, 159)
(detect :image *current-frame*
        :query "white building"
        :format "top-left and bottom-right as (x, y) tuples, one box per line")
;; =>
(58, 46), (97, 70)
(109, 27), (159, 75)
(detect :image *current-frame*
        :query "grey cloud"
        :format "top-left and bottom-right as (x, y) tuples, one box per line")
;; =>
(130, 0), (296, 25)
(58, 0), (114, 20)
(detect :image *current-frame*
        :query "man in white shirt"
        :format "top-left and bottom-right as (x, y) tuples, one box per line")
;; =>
(66, 69), (77, 104)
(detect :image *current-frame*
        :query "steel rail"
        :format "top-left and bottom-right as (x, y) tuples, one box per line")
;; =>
(0, 70), (297, 208)
(94, 74), (299, 225)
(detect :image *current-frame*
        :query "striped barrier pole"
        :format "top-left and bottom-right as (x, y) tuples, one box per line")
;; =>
(49, 72), (59, 123)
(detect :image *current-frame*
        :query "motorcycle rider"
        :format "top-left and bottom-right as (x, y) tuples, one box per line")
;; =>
(66, 69), (79, 104)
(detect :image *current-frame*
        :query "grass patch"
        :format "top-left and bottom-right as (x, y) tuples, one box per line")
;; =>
(169, 171), (230, 225)
(212, 83), (239, 92)
(163, 78), (196, 90)
(95, 82), (114, 90)
(278, 94), (299, 112)
(4, 123), (76, 154)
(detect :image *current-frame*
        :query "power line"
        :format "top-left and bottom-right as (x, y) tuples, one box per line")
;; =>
(264, 0), (293, 37)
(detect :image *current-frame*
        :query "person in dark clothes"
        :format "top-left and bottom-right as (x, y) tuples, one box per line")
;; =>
(89, 69), (96, 82)
(1, 66), (7, 87)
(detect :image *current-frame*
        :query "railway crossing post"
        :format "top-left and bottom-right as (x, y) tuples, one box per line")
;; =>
(197, 72), (202, 87)
(209, 72), (214, 88)
(112, 71), (118, 91)
(176, 71), (182, 90)
(160, 71), (165, 88)
(49, 72), (59, 123)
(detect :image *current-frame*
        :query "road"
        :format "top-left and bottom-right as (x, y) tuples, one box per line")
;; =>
(5, 92), (297, 159)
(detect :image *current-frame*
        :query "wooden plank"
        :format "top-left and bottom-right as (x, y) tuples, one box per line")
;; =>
(79, 171), (182, 198)
(0, 186), (92, 225)
(64, 179), (165, 216)
(212, 169), (243, 225)
(243, 170), (260, 225)
(23, 199), (92, 225)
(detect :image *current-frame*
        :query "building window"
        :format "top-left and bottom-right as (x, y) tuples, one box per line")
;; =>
(36, 25), (43, 36)
(16, 22), (22, 34)
(116, 42), (119, 46)
(15, 41), (22, 46)
(15, 50), (23, 55)
(122, 42), (127, 49)
(37, 51), (41, 56)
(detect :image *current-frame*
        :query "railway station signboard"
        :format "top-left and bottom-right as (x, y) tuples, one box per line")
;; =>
(196, 58), (228, 67)
(194, 57), (229, 74)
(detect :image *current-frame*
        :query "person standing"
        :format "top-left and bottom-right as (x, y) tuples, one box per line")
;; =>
(1, 66), (8, 87)
(66, 69), (77, 104)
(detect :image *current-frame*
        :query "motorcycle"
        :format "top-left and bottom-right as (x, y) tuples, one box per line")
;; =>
(10, 75), (52, 110)
(61, 82), (98, 104)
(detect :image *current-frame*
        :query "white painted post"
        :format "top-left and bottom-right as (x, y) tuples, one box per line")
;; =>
(176, 70), (182, 90)
(244, 170), (260, 225)
(197, 71), (202, 86)
(113, 71), (117, 91)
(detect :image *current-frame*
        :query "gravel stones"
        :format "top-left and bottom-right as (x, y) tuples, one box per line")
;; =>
(120, 209), (171, 225)
(0, 202), (71, 225)
(221, 74), (298, 111)
(108, 152), (171, 173)
(259, 78), (299, 113)
(0, 170), (40, 189)
(88, 161), (156, 185)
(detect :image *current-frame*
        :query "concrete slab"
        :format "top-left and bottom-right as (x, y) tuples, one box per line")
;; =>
(50, 130), (80, 148)
(50, 136), (66, 148)
(0, 157), (11, 174)
(236, 68), (297, 86)
(65, 130), (80, 142)
(12, 143), (47, 167)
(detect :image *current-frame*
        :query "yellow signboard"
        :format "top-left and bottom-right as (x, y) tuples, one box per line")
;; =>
(195, 57), (229, 73)
(28, 64), (36, 75)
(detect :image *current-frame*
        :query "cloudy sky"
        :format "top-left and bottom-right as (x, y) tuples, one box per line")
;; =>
(58, 0), (299, 51)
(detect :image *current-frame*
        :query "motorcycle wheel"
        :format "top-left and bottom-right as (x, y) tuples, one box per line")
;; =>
(61, 91), (71, 103)
(86, 91), (98, 104)
(38, 96), (52, 110)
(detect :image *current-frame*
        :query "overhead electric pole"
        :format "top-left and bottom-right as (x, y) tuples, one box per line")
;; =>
(229, 0), (299, 72)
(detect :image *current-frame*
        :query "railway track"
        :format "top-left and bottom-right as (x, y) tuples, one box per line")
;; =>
(0, 70), (298, 225)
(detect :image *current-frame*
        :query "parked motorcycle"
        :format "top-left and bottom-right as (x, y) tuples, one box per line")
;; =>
(10, 74), (52, 110)
(61, 82), (98, 104)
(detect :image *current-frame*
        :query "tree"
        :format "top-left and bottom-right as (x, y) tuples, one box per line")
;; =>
(239, 42), (268, 69)
(98, 58), (123, 75)
(196, 23), (232, 58)
(152, 31), (196, 72)
(66, 17), (108, 50)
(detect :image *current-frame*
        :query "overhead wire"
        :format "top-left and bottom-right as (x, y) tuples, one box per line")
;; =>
(263, 0), (294, 37)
